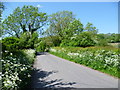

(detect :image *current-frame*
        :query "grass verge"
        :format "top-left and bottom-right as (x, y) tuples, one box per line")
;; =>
(49, 46), (120, 79)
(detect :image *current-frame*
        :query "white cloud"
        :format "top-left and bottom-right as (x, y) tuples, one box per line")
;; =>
(37, 5), (43, 8)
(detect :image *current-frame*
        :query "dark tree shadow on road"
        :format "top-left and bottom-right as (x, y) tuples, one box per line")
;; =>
(29, 68), (77, 90)
(36, 52), (49, 55)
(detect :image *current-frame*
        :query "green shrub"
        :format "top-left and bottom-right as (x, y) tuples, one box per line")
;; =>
(2, 37), (20, 51)
(78, 32), (96, 47)
(2, 32), (38, 51)
(96, 39), (108, 46)
(19, 32), (38, 49)
(60, 31), (96, 47)
(60, 37), (80, 47)
(68, 37), (80, 46)
(1, 49), (36, 89)
(50, 36), (61, 46)
(60, 39), (69, 47)
(35, 41), (46, 52)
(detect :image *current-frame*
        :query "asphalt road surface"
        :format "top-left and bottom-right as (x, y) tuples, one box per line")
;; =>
(31, 52), (118, 89)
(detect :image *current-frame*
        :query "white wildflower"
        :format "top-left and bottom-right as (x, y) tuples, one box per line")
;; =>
(5, 50), (9, 53)
(28, 74), (31, 77)
(67, 53), (79, 56)
(10, 53), (13, 55)
(1, 59), (4, 62)
(50, 48), (56, 52)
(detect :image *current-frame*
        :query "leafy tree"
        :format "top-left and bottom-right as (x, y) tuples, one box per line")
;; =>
(35, 41), (46, 52)
(96, 39), (108, 46)
(97, 34), (106, 40)
(84, 22), (98, 34)
(68, 36), (80, 46)
(60, 19), (83, 47)
(108, 33), (120, 43)
(19, 32), (38, 49)
(44, 35), (61, 47)
(43, 36), (54, 47)
(97, 33), (120, 44)
(60, 21), (98, 47)
(78, 31), (96, 47)
(46, 11), (75, 40)
(19, 32), (30, 49)
(0, 2), (4, 20)
(61, 31), (96, 47)
(0, 2), (4, 37)
(115, 34), (120, 42)
(2, 5), (47, 38)
(60, 39), (69, 47)
(63, 19), (83, 39)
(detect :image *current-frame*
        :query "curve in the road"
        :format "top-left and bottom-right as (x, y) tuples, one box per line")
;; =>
(31, 52), (118, 88)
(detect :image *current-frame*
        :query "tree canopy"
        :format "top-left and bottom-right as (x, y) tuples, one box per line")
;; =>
(2, 5), (119, 49)
(0, 2), (4, 19)
(45, 11), (75, 40)
(2, 5), (47, 38)
(0, 2), (5, 38)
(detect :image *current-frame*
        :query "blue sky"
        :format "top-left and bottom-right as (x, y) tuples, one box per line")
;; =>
(2, 2), (118, 34)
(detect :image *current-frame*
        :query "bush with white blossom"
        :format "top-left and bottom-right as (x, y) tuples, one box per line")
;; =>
(1, 49), (36, 89)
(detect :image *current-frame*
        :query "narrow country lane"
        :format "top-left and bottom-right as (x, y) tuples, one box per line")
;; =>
(31, 52), (118, 88)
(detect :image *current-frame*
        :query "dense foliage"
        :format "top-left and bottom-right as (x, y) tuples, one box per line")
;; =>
(0, 2), (4, 20)
(2, 5), (119, 49)
(19, 32), (38, 49)
(97, 33), (120, 43)
(2, 37), (20, 51)
(46, 11), (75, 40)
(35, 41), (46, 52)
(2, 5), (47, 38)
(1, 49), (36, 89)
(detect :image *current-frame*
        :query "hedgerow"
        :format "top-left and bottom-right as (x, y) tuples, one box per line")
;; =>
(1, 49), (35, 90)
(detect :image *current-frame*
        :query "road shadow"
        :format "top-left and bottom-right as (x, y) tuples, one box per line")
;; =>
(29, 68), (77, 90)
(36, 52), (49, 56)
